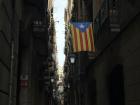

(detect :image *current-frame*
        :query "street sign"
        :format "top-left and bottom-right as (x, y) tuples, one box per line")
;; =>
(20, 75), (28, 88)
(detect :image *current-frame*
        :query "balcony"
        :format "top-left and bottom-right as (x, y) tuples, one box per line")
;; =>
(93, 0), (120, 54)
(94, 0), (140, 55)
(32, 20), (47, 33)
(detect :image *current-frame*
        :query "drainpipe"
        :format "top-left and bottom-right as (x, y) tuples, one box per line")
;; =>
(9, 41), (15, 105)
(9, 0), (16, 104)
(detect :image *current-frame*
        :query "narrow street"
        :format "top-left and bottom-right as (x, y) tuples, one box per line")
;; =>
(0, 0), (140, 105)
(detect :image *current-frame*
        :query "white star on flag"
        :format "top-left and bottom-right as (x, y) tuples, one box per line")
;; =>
(79, 24), (85, 29)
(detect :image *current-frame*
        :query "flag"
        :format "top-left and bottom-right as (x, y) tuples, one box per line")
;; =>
(70, 22), (95, 52)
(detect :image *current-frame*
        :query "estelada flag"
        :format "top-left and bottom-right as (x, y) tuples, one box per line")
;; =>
(70, 22), (95, 52)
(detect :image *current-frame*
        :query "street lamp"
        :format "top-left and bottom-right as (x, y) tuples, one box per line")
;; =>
(68, 84), (70, 89)
(51, 78), (54, 83)
(69, 54), (76, 105)
(53, 89), (55, 92)
(69, 54), (76, 64)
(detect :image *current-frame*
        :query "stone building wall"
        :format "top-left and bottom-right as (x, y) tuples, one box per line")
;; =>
(88, 13), (140, 105)
(0, 0), (22, 105)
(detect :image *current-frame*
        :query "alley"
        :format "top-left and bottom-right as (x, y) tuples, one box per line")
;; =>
(0, 0), (140, 105)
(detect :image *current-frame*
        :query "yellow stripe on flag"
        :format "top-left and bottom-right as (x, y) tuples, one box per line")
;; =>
(76, 28), (81, 52)
(82, 32), (86, 51)
(86, 27), (92, 51)
(90, 24), (95, 52)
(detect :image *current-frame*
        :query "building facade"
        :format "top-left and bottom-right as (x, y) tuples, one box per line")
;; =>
(91, 1), (140, 105)
(64, 1), (94, 105)
(0, 0), (22, 105)
(64, 0), (140, 105)
(0, 0), (58, 105)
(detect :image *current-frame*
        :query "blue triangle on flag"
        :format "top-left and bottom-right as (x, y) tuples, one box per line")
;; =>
(71, 22), (92, 32)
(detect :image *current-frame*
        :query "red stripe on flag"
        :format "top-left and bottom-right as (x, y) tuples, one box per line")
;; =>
(74, 27), (78, 51)
(89, 25), (94, 51)
(79, 31), (84, 51)
(85, 31), (89, 51)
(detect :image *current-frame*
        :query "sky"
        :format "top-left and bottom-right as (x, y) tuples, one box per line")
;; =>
(53, 0), (67, 67)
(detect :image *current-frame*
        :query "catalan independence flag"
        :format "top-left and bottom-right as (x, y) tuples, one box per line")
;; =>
(70, 22), (95, 52)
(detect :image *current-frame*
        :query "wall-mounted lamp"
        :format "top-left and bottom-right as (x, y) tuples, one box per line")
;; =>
(69, 54), (76, 64)
(51, 78), (54, 83)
